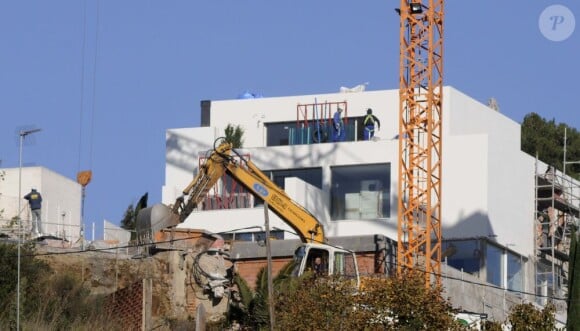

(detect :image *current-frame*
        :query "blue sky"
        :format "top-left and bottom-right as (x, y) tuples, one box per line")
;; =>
(1, 1), (578, 238)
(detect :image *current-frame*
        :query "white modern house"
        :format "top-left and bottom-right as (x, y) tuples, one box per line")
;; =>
(162, 86), (578, 321)
(0, 166), (82, 243)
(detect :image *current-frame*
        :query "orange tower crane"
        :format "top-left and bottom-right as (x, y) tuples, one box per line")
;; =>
(397, 0), (444, 285)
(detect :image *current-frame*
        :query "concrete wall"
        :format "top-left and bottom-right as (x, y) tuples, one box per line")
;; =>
(442, 259), (566, 327)
(0, 166), (82, 242)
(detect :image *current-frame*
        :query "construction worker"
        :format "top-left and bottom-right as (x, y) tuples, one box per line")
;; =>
(24, 188), (43, 236)
(333, 107), (345, 142)
(363, 108), (380, 140)
(312, 256), (327, 276)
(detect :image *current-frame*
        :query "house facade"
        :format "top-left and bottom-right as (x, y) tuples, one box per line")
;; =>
(163, 86), (578, 319)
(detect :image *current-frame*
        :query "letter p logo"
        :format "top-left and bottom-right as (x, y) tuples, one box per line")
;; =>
(550, 15), (565, 30)
(539, 5), (575, 41)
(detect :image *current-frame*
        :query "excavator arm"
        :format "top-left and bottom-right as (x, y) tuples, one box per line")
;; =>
(224, 152), (325, 244)
(172, 142), (230, 222)
(137, 138), (325, 245)
(136, 138), (358, 287)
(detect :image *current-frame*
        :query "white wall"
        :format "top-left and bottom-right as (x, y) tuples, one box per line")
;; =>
(208, 89), (399, 148)
(442, 134), (490, 237)
(163, 127), (219, 205)
(445, 87), (535, 255)
(0, 167), (82, 242)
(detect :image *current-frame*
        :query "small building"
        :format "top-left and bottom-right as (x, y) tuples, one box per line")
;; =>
(0, 166), (82, 243)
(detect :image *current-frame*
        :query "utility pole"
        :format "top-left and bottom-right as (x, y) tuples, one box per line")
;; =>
(17, 128), (41, 331)
(264, 202), (275, 331)
(77, 170), (92, 250)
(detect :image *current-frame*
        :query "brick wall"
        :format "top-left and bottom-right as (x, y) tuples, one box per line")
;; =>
(235, 257), (294, 289)
(104, 280), (144, 331)
(356, 252), (381, 276)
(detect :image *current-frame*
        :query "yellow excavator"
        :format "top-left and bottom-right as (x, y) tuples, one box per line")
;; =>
(136, 138), (360, 286)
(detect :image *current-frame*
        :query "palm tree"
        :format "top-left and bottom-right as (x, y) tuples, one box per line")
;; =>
(224, 124), (245, 148)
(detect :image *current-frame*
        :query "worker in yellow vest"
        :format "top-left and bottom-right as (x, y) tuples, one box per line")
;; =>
(363, 108), (380, 140)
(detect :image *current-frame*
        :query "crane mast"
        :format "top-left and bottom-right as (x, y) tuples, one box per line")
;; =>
(397, 0), (444, 285)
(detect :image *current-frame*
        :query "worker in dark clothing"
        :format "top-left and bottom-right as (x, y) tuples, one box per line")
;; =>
(363, 108), (380, 141)
(312, 257), (327, 276)
(24, 188), (43, 236)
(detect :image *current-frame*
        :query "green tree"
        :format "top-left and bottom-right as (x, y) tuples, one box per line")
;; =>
(482, 320), (504, 331)
(0, 170), (5, 219)
(228, 274), (254, 327)
(521, 112), (580, 179)
(224, 124), (245, 148)
(275, 274), (362, 330)
(120, 204), (135, 231)
(356, 271), (464, 330)
(568, 228), (580, 331)
(274, 270), (465, 331)
(507, 302), (556, 331)
(234, 261), (296, 330)
(0, 245), (119, 330)
(120, 192), (147, 240)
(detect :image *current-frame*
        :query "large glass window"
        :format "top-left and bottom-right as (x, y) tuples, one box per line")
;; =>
(262, 168), (323, 190)
(266, 117), (367, 146)
(442, 240), (482, 275)
(486, 244), (504, 287)
(507, 252), (524, 292)
(535, 261), (553, 305)
(266, 122), (294, 146)
(443, 239), (527, 290)
(220, 230), (284, 242)
(330, 164), (390, 220)
(334, 251), (358, 280)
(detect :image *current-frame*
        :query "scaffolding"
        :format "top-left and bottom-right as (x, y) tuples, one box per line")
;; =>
(198, 153), (254, 210)
(534, 158), (580, 304)
(293, 101), (350, 144)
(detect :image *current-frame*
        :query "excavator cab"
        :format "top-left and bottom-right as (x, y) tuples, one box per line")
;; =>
(292, 243), (360, 287)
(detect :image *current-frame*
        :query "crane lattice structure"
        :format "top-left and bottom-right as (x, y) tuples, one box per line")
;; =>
(397, 0), (444, 285)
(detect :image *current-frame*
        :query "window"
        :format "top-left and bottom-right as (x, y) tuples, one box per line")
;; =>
(266, 117), (367, 146)
(444, 240), (527, 291)
(486, 244), (504, 287)
(306, 248), (329, 276)
(442, 240), (482, 276)
(220, 230), (284, 242)
(266, 122), (294, 146)
(334, 251), (358, 280)
(262, 168), (323, 190)
(535, 261), (553, 305)
(330, 164), (391, 220)
(507, 252), (524, 292)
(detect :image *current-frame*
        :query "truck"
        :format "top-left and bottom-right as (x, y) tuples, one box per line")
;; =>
(136, 138), (360, 287)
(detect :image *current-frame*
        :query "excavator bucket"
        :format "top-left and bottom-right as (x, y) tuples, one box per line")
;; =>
(136, 203), (180, 246)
